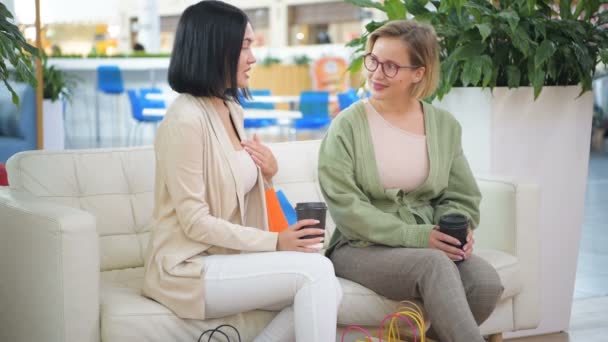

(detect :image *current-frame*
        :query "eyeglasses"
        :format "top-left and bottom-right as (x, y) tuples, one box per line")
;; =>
(363, 53), (421, 78)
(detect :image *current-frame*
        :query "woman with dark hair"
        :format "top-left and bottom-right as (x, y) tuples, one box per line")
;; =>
(142, 1), (342, 341)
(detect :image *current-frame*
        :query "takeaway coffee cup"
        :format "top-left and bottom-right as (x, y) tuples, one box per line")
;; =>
(438, 213), (469, 250)
(295, 202), (327, 242)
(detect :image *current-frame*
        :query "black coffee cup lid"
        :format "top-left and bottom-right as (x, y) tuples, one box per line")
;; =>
(439, 213), (468, 226)
(295, 202), (327, 210)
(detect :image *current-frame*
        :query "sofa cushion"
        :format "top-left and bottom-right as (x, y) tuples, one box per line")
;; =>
(100, 268), (276, 342)
(100, 248), (520, 341)
(7, 148), (155, 271)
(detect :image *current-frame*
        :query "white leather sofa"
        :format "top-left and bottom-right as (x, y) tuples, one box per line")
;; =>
(0, 140), (540, 342)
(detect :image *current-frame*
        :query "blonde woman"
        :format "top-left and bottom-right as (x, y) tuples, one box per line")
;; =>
(319, 20), (503, 342)
(142, 1), (342, 341)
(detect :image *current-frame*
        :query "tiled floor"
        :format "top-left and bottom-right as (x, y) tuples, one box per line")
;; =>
(509, 152), (608, 341)
(573, 152), (608, 300)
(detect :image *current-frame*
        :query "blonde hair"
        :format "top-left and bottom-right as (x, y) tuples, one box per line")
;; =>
(367, 20), (440, 99)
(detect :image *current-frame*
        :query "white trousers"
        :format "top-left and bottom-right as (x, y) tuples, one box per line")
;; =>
(203, 251), (343, 342)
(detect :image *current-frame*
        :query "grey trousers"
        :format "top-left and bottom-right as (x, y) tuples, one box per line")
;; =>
(329, 244), (503, 342)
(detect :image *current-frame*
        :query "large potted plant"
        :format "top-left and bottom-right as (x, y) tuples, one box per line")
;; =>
(0, 3), (38, 106)
(345, 0), (606, 338)
(346, 0), (607, 98)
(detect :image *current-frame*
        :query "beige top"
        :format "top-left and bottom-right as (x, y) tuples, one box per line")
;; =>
(365, 100), (429, 192)
(236, 149), (258, 194)
(142, 95), (278, 320)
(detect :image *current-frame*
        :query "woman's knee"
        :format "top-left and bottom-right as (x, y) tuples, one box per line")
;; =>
(301, 253), (337, 281)
(424, 249), (457, 271)
(473, 272), (504, 301)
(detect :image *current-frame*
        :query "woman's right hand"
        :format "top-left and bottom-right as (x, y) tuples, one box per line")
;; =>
(276, 219), (325, 252)
(428, 227), (466, 262)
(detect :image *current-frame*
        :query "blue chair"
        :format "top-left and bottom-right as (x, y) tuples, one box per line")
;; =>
(97, 66), (124, 94)
(242, 89), (278, 129)
(337, 90), (359, 111)
(292, 91), (331, 139)
(95, 65), (125, 146)
(139, 88), (166, 109)
(127, 89), (164, 146)
(0, 83), (36, 162)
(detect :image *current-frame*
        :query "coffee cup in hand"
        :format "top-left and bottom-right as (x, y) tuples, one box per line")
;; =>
(295, 202), (327, 250)
(438, 213), (469, 262)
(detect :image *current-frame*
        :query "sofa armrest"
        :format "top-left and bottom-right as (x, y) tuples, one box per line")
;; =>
(0, 188), (100, 342)
(476, 176), (541, 331)
(511, 182), (541, 330)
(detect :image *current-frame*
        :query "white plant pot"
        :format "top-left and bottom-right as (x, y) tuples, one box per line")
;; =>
(42, 99), (65, 150)
(436, 86), (593, 337)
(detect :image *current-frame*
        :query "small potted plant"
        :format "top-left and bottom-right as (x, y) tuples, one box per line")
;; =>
(41, 54), (77, 149)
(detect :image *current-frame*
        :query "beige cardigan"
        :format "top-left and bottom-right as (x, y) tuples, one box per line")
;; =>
(142, 94), (279, 320)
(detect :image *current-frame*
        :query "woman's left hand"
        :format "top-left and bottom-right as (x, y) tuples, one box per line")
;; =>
(462, 229), (475, 260)
(242, 134), (278, 181)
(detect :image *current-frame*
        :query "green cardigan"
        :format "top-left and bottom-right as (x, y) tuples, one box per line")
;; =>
(318, 100), (481, 256)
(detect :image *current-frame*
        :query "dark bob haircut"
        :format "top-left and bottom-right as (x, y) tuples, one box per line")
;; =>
(168, 0), (250, 102)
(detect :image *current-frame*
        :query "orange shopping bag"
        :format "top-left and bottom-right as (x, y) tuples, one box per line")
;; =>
(265, 188), (289, 233)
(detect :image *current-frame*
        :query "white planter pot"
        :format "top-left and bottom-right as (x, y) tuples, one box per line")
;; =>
(436, 86), (593, 337)
(42, 99), (65, 150)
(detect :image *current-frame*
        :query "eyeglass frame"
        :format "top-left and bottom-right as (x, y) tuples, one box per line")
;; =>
(363, 53), (422, 78)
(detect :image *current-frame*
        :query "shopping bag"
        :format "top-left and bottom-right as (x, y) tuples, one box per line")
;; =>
(265, 188), (289, 232)
(276, 190), (297, 225)
(342, 301), (430, 342)
(197, 324), (241, 342)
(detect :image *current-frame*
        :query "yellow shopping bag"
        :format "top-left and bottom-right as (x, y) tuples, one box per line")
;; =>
(341, 301), (433, 342)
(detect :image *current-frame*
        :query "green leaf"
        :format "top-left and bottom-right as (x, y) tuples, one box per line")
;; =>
(442, 58), (460, 85)
(461, 56), (483, 86)
(438, 0), (452, 13)
(559, 0), (572, 19)
(464, 2), (492, 16)
(532, 68), (546, 99)
(480, 55), (494, 87)
(384, 0), (406, 20)
(405, 0), (431, 16)
(600, 49), (608, 65)
(365, 20), (385, 33)
(506, 66), (521, 88)
(527, 0), (535, 14)
(349, 55), (364, 74)
(497, 10), (520, 32)
(533, 20), (547, 39)
(2, 78), (18, 106)
(476, 23), (492, 42)
(547, 58), (558, 80)
(512, 26), (531, 56)
(346, 36), (366, 48)
(0, 3), (14, 20)
(535, 40), (557, 67)
(573, 0), (586, 19)
(344, 0), (384, 11)
(451, 42), (485, 61)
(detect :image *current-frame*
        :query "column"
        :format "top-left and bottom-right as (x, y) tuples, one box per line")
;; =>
(138, 0), (161, 53)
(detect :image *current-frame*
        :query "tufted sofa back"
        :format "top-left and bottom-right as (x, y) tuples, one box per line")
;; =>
(6, 140), (516, 272)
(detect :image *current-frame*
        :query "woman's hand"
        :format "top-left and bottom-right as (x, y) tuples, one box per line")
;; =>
(462, 229), (474, 260)
(276, 219), (325, 253)
(242, 134), (278, 181)
(428, 227), (467, 262)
